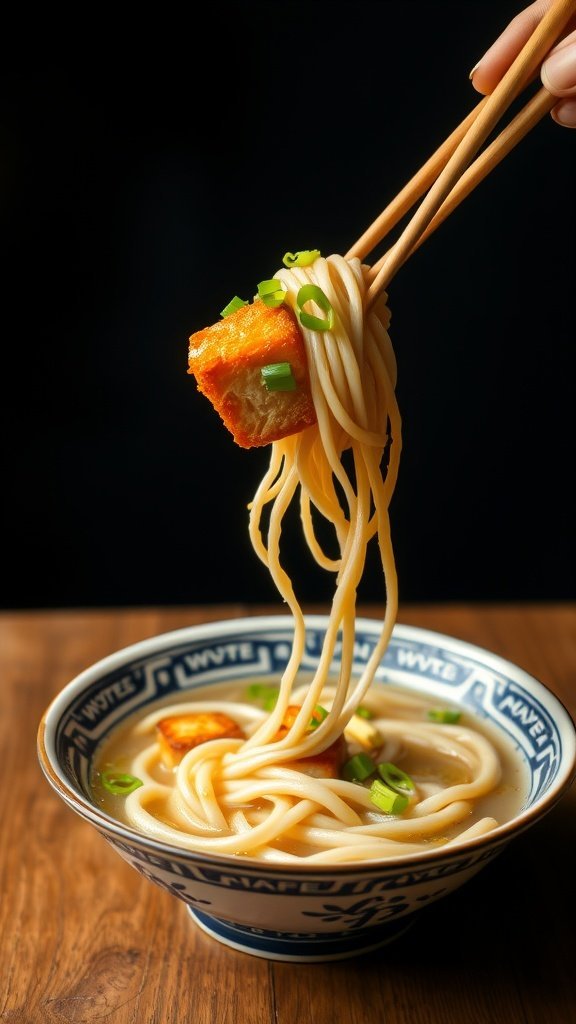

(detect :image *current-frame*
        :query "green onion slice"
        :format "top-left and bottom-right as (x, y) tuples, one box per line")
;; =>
(309, 705), (328, 729)
(377, 762), (415, 795)
(101, 771), (143, 795)
(296, 284), (335, 332)
(369, 779), (409, 815)
(220, 295), (249, 318)
(282, 249), (321, 268)
(257, 278), (286, 309)
(247, 683), (280, 710)
(342, 752), (376, 783)
(261, 362), (296, 392)
(427, 709), (461, 724)
(355, 705), (374, 720)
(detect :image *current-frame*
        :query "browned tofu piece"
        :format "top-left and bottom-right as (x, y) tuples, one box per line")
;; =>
(273, 705), (346, 779)
(157, 712), (245, 767)
(286, 735), (346, 779)
(188, 301), (316, 448)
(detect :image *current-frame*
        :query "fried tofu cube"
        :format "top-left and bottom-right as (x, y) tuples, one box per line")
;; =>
(188, 301), (316, 448)
(344, 714), (383, 750)
(273, 705), (346, 779)
(157, 712), (245, 768)
(273, 705), (310, 741)
(288, 735), (346, 779)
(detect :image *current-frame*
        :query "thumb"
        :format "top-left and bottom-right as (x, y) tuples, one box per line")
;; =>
(542, 30), (576, 127)
(541, 30), (576, 95)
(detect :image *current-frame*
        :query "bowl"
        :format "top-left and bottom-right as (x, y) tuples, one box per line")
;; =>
(37, 614), (576, 962)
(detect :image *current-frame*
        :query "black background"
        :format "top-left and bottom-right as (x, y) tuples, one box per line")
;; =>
(2, 1), (574, 610)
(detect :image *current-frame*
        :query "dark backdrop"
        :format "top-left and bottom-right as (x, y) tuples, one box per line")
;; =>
(2, 1), (574, 610)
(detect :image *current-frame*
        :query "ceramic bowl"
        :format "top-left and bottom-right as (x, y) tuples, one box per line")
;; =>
(37, 615), (576, 962)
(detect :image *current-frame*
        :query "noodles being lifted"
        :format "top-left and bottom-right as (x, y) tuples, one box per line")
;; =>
(94, 253), (506, 862)
(241, 254), (401, 760)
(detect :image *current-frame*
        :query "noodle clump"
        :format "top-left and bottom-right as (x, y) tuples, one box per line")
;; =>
(102, 255), (502, 862)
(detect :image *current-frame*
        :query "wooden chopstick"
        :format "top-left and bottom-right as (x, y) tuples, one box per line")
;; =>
(369, 86), (556, 277)
(345, 97), (488, 263)
(361, 0), (576, 306)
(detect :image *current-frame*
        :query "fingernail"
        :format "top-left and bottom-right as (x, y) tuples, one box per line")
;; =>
(551, 98), (576, 128)
(469, 62), (481, 80)
(541, 47), (576, 95)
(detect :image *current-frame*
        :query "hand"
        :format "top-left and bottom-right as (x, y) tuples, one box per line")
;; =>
(470, 1), (576, 128)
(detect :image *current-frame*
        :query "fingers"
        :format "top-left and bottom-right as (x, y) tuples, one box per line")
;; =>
(550, 97), (576, 126)
(469, 1), (552, 94)
(541, 29), (576, 93)
(470, 2), (576, 128)
(543, 28), (576, 126)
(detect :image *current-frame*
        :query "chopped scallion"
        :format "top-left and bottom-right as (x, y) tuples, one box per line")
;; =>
(282, 249), (321, 268)
(101, 771), (143, 796)
(377, 762), (415, 795)
(257, 278), (286, 309)
(355, 705), (373, 720)
(261, 362), (296, 392)
(220, 295), (249, 318)
(247, 683), (280, 710)
(370, 779), (409, 815)
(309, 705), (328, 729)
(342, 752), (376, 783)
(427, 709), (461, 724)
(296, 284), (335, 332)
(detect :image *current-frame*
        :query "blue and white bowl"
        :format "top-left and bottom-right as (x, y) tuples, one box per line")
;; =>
(37, 615), (576, 962)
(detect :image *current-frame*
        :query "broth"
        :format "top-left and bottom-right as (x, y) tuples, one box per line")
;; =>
(91, 677), (527, 861)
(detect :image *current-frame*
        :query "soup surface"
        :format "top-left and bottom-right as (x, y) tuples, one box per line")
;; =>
(92, 676), (527, 863)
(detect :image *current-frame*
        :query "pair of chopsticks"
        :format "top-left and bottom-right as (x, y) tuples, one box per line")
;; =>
(347, 0), (576, 305)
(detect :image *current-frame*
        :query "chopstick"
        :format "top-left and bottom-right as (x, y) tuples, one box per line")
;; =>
(345, 97), (489, 263)
(370, 86), (556, 276)
(356, 0), (576, 306)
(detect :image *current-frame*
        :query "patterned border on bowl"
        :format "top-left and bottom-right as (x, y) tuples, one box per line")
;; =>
(38, 616), (576, 960)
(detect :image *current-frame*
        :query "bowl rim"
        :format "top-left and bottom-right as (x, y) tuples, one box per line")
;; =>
(37, 614), (576, 874)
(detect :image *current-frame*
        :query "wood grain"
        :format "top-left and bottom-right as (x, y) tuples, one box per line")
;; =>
(1, 604), (575, 1023)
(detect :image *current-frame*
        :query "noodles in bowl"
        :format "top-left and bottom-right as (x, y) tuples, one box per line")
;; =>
(38, 615), (576, 961)
(92, 667), (521, 864)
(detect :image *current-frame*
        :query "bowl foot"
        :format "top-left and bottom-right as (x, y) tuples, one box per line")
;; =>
(188, 907), (414, 962)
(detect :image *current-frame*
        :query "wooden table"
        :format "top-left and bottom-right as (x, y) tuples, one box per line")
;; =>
(2, 603), (575, 1023)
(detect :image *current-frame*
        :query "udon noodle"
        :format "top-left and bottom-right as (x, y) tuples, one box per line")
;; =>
(94, 254), (508, 862)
